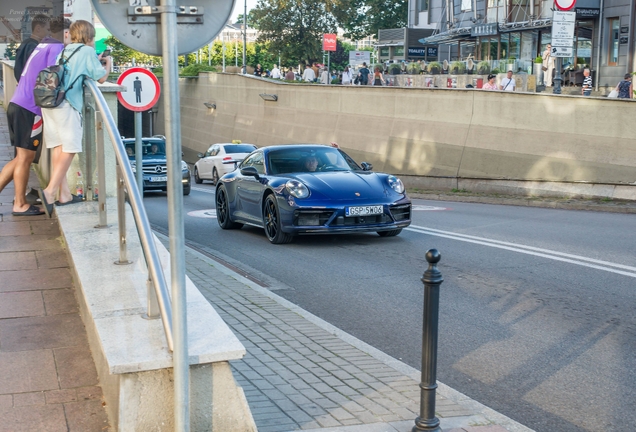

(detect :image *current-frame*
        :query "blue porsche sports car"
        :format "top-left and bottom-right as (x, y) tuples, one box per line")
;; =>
(215, 145), (412, 244)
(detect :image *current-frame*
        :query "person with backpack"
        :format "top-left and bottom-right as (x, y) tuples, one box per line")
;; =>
(38, 20), (110, 217)
(615, 73), (633, 99)
(0, 16), (68, 216)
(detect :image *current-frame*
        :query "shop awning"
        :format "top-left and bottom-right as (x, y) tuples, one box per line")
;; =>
(418, 27), (472, 45)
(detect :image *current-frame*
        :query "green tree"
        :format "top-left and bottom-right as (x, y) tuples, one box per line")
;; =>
(5, 42), (18, 60)
(328, 0), (407, 40)
(105, 36), (162, 67)
(234, 11), (258, 27)
(251, 0), (337, 66)
(329, 40), (356, 70)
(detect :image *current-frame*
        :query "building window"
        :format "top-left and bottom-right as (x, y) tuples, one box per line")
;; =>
(418, 0), (429, 12)
(608, 18), (619, 66)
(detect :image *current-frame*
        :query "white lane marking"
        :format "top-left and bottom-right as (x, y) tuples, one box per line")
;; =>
(192, 187), (215, 194)
(412, 205), (448, 211)
(188, 209), (216, 218)
(406, 225), (636, 279)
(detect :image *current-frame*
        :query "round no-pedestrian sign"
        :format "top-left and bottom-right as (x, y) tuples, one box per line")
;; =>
(117, 67), (161, 112)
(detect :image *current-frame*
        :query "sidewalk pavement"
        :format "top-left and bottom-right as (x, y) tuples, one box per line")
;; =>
(0, 111), (110, 431)
(0, 102), (531, 432)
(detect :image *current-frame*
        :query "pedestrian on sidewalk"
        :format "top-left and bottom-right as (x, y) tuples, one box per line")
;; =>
(0, 16), (68, 216)
(342, 66), (352, 85)
(39, 20), (110, 217)
(482, 74), (498, 90)
(582, 68), (593, 96)
(13, 14), (50, 82)
(615, 73), (633, 99)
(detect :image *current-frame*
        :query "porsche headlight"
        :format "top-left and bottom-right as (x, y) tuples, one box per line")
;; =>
(286, 179), (309, 199)
(181, 161), (189, 171)
(388, 175), (405, 194)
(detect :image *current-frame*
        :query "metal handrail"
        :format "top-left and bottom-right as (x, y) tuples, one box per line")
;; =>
(86, 80), (174, 352)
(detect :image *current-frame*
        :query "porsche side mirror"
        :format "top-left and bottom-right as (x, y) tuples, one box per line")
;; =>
(361, 162), (373, 171)
(197, 153), (204, 158)
(240, 166), (260, 179)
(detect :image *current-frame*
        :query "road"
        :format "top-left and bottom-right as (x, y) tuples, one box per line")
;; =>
(144, 182), (636, 432)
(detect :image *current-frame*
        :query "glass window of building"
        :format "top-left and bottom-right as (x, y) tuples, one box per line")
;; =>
(418, 0), (428, 12)
(576, 21), (593, 67)
(608, 18), (619, 66)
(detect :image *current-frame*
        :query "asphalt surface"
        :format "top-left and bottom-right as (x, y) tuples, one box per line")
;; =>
(144, 182), (636, 432)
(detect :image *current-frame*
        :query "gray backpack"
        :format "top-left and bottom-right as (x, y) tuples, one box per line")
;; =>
(33, 45), (84, 108)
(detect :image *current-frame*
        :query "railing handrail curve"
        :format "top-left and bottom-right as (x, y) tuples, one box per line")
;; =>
(86, 80), (174, 352)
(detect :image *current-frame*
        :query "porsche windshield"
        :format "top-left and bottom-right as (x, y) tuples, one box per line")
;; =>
(267, 147), (361, 175)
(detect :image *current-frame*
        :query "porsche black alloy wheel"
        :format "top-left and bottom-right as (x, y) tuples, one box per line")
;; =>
(377, 229), (402, 237)
(263, 195), (293, 244)
(194, 167), (203, 184)
(216, 185), (242, 229)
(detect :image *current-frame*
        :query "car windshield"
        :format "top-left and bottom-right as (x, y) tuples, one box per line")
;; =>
(267, 147), (361, 175)
(125, 140), (166, 158)
(223, 144), (257, 154)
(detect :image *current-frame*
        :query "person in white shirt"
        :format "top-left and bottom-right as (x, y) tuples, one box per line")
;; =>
(302, 65), (316, 82)
(320, 68), (329, 84)
(270, 64), (281, 79)
(499, 70), (516, 91)
(342, 66), (352, 85)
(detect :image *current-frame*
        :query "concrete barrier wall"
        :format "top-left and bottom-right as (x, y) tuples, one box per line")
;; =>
(159, 73), (636, 199)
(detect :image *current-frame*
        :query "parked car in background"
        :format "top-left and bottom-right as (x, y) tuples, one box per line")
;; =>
(215, 144), (411, 244)
(123, 136), (191, 195)
(194, 141), (257, 185)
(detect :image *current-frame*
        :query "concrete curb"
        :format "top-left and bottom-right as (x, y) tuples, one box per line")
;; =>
(409, 192), (636, 214)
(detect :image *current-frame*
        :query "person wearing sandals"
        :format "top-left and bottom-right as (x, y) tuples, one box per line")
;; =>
(0, 16), (67, 216)
(39, 20), (110, 216)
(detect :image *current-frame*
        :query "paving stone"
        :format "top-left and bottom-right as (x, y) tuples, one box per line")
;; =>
(0, 314), (87, 351)
(45, 389), (77, 404)
(29, 220), (60, 236)
(36, 249), (69, 269)
(43, 289), (78, 315)
(76, 386), (103, 401)
(314, 414), (341, 428)
(0, 291), (44, 318)
(0, 251), (37, 271)
(63, 399), (109, 431)
(0, 221), (31, 236)
(0, 268), (73, 292)
(0, 350), (58, 394)
(0, 402), (67, 431)
(0, 235), (61, 252)
(13, 392), (45, 406)
(54, 345), (99, 389)
(0, 394), (12, 409)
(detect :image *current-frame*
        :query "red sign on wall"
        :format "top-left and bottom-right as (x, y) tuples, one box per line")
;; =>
(323, 34), (337, 51)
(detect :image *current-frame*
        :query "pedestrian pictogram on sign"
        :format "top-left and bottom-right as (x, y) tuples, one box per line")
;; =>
(116, 67), (161, 112)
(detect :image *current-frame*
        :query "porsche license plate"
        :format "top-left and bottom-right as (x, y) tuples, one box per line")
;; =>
(149, 176), (167, 182)
(346, 205), (383, 216)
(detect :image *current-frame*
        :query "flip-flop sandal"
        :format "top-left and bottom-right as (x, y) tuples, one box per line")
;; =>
(12, 205), (45, 216)
(37, 188), (54, 218)
(56, 195), (83, 206)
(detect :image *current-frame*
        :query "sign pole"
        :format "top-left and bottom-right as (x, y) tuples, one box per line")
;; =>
(134, 112), (143, 193)
(327, 52), (331, 85)
(160, 0), (190, 430)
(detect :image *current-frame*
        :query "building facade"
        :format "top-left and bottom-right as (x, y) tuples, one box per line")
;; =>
(405, 0), (635, 87)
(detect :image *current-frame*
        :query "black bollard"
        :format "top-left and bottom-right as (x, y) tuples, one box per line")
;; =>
(413, 249), (443, 432)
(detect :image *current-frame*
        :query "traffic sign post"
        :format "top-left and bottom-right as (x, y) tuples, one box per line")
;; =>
(551, 9), (576, 94)
(117, 68), (162, 193)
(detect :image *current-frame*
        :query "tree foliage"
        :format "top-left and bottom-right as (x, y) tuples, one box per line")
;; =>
(251, 0), (337, 66)
(329, 0), (407, 40)
(105, 36), (162, 66)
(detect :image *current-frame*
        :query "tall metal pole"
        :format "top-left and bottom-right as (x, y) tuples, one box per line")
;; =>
(242, 0), (247, 74)
(134, 111), (143, 194)
(553, 56), (563, 94)
(327, 51), (331, 85)
(223, 37), (226, 72)
(413, 249), (443, 432)
(235, 38), (238, 67)
(160, 0), (190, 430)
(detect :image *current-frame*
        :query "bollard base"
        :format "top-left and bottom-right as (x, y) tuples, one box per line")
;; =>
(412, 416), (442, 432)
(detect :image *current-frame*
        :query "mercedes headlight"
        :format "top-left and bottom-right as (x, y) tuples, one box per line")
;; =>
(181, 161), (189, 171)
(387, 175), (405, 194)
(286, 179), (309, 199)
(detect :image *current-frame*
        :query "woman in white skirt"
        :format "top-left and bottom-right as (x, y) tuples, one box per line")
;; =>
(39, 20), (110, 216)
(342, 66), (352, 85)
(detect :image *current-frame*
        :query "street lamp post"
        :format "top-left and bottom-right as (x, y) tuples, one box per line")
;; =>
(242, 0), (247, 74)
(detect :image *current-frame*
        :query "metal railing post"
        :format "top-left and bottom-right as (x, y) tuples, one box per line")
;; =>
(413, 249), (443, 432)
(115, 163), (131, 265)
(143, 276), (160, 319)
(95, 109), (107, 227)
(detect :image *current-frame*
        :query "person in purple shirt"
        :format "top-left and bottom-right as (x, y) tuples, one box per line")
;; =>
(0, 17), (68, 216)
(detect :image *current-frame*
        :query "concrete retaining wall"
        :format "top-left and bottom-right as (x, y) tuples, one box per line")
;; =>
(163, 73), (636, 200)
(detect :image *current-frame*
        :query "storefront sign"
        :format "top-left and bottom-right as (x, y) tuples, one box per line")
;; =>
(322, 34), (337, 51)
(621, 26), (629, 33)
(380, 47), (390, 57)
(408, 47), (426, 57)
(395, 46), (405, 56)
(426, 47), (438, 57)
(575, 8), (599, 18)
(620, 36), (629, 44)
(471, 23), (498, 37)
